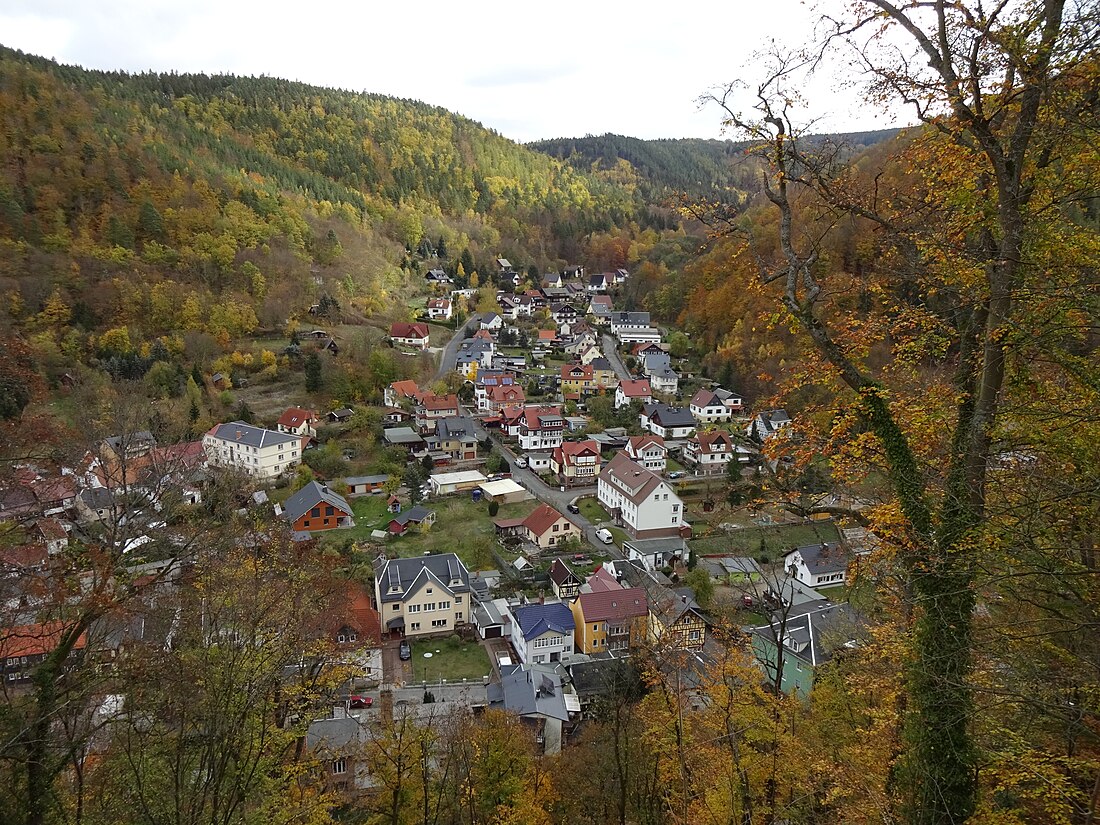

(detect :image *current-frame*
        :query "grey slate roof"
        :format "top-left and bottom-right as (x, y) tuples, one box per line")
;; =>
(283, 481), (352, 523)
(345, 474), (390, 486)
(437, 417), (477, 440)
(753, 602), (861, 668)
(489, 665), (570, 721)
(306, 716), (363, 752)
(787, 542), (847, 575)
(376, 553), (471, 603)
(389, 505), (434, 527)
(208, 421), (300, 449)
(383, 427), (425, 446)
(647, 404), (695, 429)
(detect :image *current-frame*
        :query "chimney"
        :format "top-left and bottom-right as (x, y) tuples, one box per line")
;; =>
(681, 595), (687, 604)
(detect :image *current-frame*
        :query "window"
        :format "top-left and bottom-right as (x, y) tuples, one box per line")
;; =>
(311, 507), (321, 518)
(672, 516), (678, 523)
(332, 759), (347, 775)
(426, 588), (433, 594)
(408, 604), (420, 613)
(410, 622), (420, 631)
(432, 619), (447, 628)
(593, 624), (599, 631)
(440, 601), (450, 610)
(552, 523), (559, 532)
(392, 604), (399, 611)
(424, 602), (436, 611)
(455, 612), (463, 621)
(303, 520), (310, 527)
(455, 596), (462, 604)
(672, 504), (680, 512)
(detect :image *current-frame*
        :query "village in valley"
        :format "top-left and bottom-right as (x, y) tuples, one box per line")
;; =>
(0, 253), (871, 793)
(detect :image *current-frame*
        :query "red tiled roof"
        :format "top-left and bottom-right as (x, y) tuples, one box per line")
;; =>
(390, 322), (429, 339)
(277, 407), (315, 428)
(421, 394), (459, 412)
(489, 385), (526, 403)
(695, 431), (733, 454)
(554, 439), (600, 467)
(618, 379), (652, 397)
(0, 620), (87, 659)
(35, 518), (67, 541)
(578, 587), (649, 622)
(522, 503), (575, 538)
(628, 434), (665, 453)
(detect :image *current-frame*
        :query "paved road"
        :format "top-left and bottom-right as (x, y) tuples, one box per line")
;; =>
(601, 333), (631, 381)
(434, 317), (477, 382)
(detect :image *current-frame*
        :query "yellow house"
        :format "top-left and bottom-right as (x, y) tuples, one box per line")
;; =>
(569, 569), (649, 654)
(648, 589), (708, 651)
(374, 554), (472, 638)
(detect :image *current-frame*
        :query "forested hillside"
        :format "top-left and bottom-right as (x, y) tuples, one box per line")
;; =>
(529, 130), (899, 201)
(0, 46), (636, 361)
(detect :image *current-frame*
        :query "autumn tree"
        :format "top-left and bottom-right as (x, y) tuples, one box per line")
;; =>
(708, 1), (1099, 821)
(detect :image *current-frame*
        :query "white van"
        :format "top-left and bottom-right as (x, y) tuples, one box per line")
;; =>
(596, 528), (614, 545)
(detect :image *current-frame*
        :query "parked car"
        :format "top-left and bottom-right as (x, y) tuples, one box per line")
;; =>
(596, 528), (614, 545)
(348, 695), (373, 709)
(567, 502), (580, 514)
(515, 456), (528, 469)
(741, 595), (755, 608)
(399, 640), (412, 660)
(668, 471), (685, 479)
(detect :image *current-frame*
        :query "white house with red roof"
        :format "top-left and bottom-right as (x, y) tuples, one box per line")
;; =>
(276, 407), (317, 438)
(485, 383), (526, 412)
(615, 379), (653, 409)
(494, 503), (581, 549)
(624, 434), (667, 472)
(518, 406), (566, 452)
(426, 297), (452, 320)
(689, 388), (744, 424)
(415, 394), (460, 433)
(598, 453), (688, 540)
(389, 322), (430, 349)
(550, 439), (602, 487)
(683, 431), (736, 474)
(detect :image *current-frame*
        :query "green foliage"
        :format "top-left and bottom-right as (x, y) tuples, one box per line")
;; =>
(304, 351), (323, 393)
(487, 500), (499, 517)
(682, 567), (714, 608)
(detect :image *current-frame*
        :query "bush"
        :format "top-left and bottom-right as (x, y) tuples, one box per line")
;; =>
(488, 500), (500, 517)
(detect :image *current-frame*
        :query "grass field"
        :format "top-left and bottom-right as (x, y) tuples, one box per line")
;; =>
(688, 521), (840, 558)
(412, 636), (491, 683)
(577, 497), (610, 524)
(383, 497), (533, 569)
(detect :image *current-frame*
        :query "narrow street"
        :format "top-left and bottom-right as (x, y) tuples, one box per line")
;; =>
(434, 316), (477, 382)
(601, 333), (631, 381)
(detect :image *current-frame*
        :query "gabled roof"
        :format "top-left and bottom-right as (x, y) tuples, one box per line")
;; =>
(647, 404), (695, 429)
(207, 421), (300, 449)
(427, 297), (451, 309)
(548, 558), (581, 587)
(390, 322), (430, 339)
(522, 503), (577, 538)
(283, 481), (353, 523)
(554, 439), (600, 467)
(488, 385), (526, 403)
(690, 389), (723, 408)
(693, 431), (734, 454)
(390, 505), (435, 526)
(578, 586), (649, 622)
(420, 394), (459, 412)
(627, 434), (666, 454)
(618, 379), (652, 398)
(376, 553), (470, 602)
(277, 407), (315, 428)
(521, 405), (564, 431)
(753, 602), (861, 667)
(436, 417), (477, 440)
(513, 601), (575, 641)
(599, 452), (672, 507)
(786, 542), (848, 575)
(0, 620), (87, 659)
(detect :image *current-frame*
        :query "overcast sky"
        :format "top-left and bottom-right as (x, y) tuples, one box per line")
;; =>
(0, 0), (905, 143)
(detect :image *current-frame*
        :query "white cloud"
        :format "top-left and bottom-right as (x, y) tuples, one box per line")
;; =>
(0, 0), (908, 142)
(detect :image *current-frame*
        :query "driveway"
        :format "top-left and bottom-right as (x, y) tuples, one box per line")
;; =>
(381, 639), (412, 688)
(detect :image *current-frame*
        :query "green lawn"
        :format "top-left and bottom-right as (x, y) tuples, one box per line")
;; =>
(386, 497), (532, 570)
(688, 521), (841, 559)
(577, 497), (610, 524)
(666, 457), (686, 473)
(412, 636), (491, 683)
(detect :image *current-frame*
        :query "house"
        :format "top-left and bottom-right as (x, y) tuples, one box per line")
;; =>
(387, 506), (437, 535)
(276, 407), (317, 438)
(713, 387), (744, 415)
(284, 481), (354, 533)
(328, 408), (354, 423)
(682, 431), (736, 474)
(75, 487), (118, 524)
(428, 470), (488, 496)
(480, 312), (504, 332)
(496, 257), (513, 273)
(318, 337), (340, 356)
(382, 427), (425, 453)
(560, 364), (596, 398)
(562, 264), (585, 280)
(747, 409), (792, 442)
(518, 406), (566, 452)
(613, 268), (630, 284)
(700, 556), (764, 584)
(374, 553), (472, 638)
(640, 404), (696, 440)
(487, 665), (573, 753)
(784, 543), (850, 588)
(574, 342), (602, 365)
(624, 434), (667, 472)
(548, 559), (582, 599)
(496, 503), (582, 549)
(551, 303), (582, 325)
(526, 452), (552, 473)
(597, 453), (688, 540)
(689, 389), (738, 424)
(382, 407), (413, 426)
(329, 584), (383, 657)
(750, 602), (861, 698)
(34, 518), (69, 555)
(203, 421), (303, 479)
(415, 394), (460, 433)
(425, 268), (451, 284)
(564, 332), (598, 358)
(643, 353), (680, 395)
(389, 322), (431, 350)
(649, 589), (708, 651)
(543, 272), (564, 289)
(0, 620), (87, 687)
(615, 379), (653, 409)
(587, 272), (609, 293)
(475, 371), (519, 412)
(623, 537), (685, 572)
(385, 380), (426, 409)
(435, 417), (479, 461)
(426, 297), (453, 320)
(102, 430), (156, 461)
(510, 601), (575, 665)
(344, 475), (390, 496)
(485, 384), (526, 412)
(550, 440), (602, 487)
(609, 311), (652, 337)
(616, 327), (662, 344)
(386, 494), (401, 514)
(536, 329), (557, 347)
(631, 342), (667, 359)
(570, 576), (649, 654)
(588, 294), (613, 324)
(498, 294), (518, 320)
